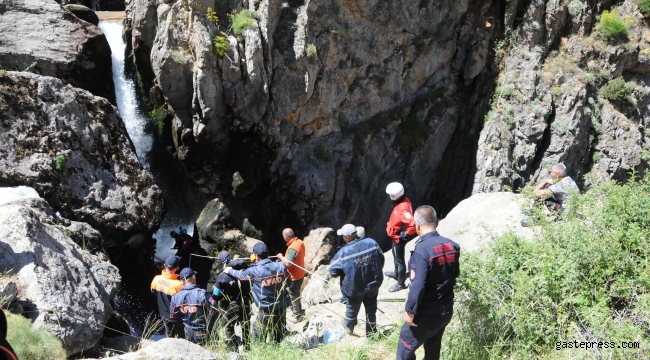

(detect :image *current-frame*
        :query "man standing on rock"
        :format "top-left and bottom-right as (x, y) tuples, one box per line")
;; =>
(329, 224), (384, 337)
(150, 255), (184, 338)
(224, 243), (289, 343)
(170, 267), (215, 344)
(276, 228), (306, 322)
(385, 182), (417, 292)
(396, 206), (460, 360)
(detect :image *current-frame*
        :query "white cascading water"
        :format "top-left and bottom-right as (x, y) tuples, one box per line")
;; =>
(98, 21), (193, 260)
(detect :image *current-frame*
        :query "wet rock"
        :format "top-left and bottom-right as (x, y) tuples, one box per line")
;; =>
(0, 0), (115, 103)
(303, 227), (337, 273)
(0, 193), (121, 355)
(64, 4), (99, 26)
(0, 72), (165, 243)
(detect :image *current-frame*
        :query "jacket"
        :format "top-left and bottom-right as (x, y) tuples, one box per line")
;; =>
(329, 237), (384, 298)
(169, 284), (214, 331)
(150, 271), (184, 321)
(405, 231), (460, 315)
(386, 197), (416, 243)
(213, 259), (251, 308)
(228, 259), (288, 311)
(285, 237), (306, 281)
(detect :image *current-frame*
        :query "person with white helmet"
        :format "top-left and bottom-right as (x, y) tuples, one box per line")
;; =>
(385, 182), (416, 292)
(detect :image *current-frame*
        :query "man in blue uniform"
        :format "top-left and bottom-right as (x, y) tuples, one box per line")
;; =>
(396, 205), (460, 360)
(329, 224), (384, 337)
(224, 243), (288, 343)
(169, 267), (215, 344)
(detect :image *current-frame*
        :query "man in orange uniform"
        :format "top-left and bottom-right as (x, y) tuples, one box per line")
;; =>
(151, 255), (184, 338)
(385, 182), (417, 292)
(277, 228), (305, 322)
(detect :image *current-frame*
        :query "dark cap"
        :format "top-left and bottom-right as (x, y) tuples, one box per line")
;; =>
(252, 243), (269, 258)
(179, 267), (197, 281)
(217, 250), (231, 264)
(165, 255), (180, 269)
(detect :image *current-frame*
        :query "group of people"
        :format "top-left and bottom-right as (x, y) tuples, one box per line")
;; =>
(149, 181), (464, 360)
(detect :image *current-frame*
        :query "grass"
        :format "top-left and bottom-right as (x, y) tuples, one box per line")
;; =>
(149, 108), (166, 136)
(443, 174), (650, 359)
(306, 43), (317, 60)
(55, 155), (65, 171)
(598, 10), (628, 42)
(230, 10), (257, 35)
(5, 312), (66, 360)
(170, 49), (186, 63)
(641, 0), (650, 14)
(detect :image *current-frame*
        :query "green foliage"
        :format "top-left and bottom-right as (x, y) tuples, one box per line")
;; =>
(170, 49), (186, 63)
(213, 34), (230, 56)
(443, 176), (650, 358)
(206, 7), (219, 23)
(149, 108), (166, 136)
(484, 86), (501, 123)
(306, 43), (317, 60)
(601, 76), (633, 103)
(55, 155), (65, 171)
(6, 313), (66, 360)
(501, 85), (515, 98)
(598, 10), (628, 42)
(229, 9), (257, 35)
(641, 0), (650, 14)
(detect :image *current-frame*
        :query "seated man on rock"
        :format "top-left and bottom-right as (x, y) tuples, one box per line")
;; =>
(522, 163), (579, 226)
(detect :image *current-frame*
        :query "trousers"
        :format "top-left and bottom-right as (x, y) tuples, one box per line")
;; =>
(252, 306), (286, 343)
(286, 277), (304, 316)
(392, 241), (407, 285)
(396, 305), (453, 360)
(344, 289), (379, 336)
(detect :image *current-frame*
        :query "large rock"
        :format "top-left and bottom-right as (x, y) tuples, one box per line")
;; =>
(0, 0), (115, 103)
(194, 198), (253, 255)
(95, 338), (217, 360)
(0, 72), (164, 243)
(437, 192), (534, 252)
(0, 190), (121, 355)
(64, 4), (100, 26)
(301, 264), (342, 307)
(302, 227), (337, 273)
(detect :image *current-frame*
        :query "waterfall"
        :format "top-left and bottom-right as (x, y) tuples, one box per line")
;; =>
(98, 21), (198, 262)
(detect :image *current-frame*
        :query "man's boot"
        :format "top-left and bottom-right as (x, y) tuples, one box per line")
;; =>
(384, 271), (397, 280)
(388, 283), (408, 292)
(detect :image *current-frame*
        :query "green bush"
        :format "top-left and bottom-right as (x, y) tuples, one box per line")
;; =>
(149, 108), (166, 135)
(601, 76), (633, 103)
(305, 43), (317, 60)
(213, 34), (230, 56)
(229, 9), (257, 35)
(54, 155), (65, 171)
(443, 175), (650, 359)
(6, 313), (66, 360)
(206, 7), (219, 23)
(598, 10), (628, 41)
(640, 0), (650, 14)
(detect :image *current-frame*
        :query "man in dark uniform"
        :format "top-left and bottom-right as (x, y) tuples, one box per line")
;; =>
(0, 308), (17, 360)
(396, 205), (460, 360)
(224, 243), (288, 343)
(211, 251), (252, 349)
(170, 267), (215, 344)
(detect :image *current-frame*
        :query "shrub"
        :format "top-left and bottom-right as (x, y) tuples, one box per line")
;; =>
(229, 9), (257, 35)
(443, 176), (650, 358)
(170, 49), (186, 63)
(640, 0), (650, 14)
(6, 313), (66, 360)
(601, 76), (633, 103)
(598, 10), (628, 42)
(213, 34), (230, 56)
(55, 155), (65, 171)
(305, 43), (317, 60)
(206, 7), (219, 23)
(149, 108), (166, 135)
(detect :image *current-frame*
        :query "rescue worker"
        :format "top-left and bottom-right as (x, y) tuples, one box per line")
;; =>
(224, 243), (288, 343)
(329, 224), (384, 337)
(385, 182), (417, 292)
(396, 205), (460, 360)
(171, 227), (193, 267)
(169, 267), (215, 344)
(0, 308), (17, 360)
(276, 228), (306, 322)
(211, 251), (252, 349)
(190, 245), (214, 290)
(150, 255), (184, 338)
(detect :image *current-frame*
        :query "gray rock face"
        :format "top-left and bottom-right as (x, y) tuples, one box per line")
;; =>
(96, 338), (217, 360)
(0, 72), (164, 243)
(302, 227), (336, 273)
(473, 0), (649, 193)
(194, 198), (251, 254)
(0, 195), (121, 355)
(64, 4), (100, 26)
(0, 0), (115, 103)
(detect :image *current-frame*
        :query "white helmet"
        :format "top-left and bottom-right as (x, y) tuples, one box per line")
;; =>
(386, 182), (404, 200)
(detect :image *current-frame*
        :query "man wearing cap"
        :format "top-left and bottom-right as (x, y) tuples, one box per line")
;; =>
(396, 205), (460, 360)
(276, 228), (305, 322)
(224, 243), (288, 343)
(212, 251), (252, 349)
(150, 256), (185, 338)
(385, 182), (417, 292)
(170, 267), (215, 343)
(329, 224), (384, 337)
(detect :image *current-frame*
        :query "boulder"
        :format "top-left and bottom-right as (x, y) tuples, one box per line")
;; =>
(0, 72), (164, 242)
(0, 281), (17, 306)
(437, 192), (534, 252)
(0, 0), (115, 103)
(0, 190), (121, 355)
(95, 338), (217, 360)
(64, 4), (100, 25)
(194, 198), (249, 254)
(302, 228), (337, 273)
(301, 265), (342, 307)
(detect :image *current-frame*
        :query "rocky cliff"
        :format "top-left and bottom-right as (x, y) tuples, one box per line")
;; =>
(0, 72), (164, 243)
(124, 0), (649, 240)
(0, 0), (116, 103)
